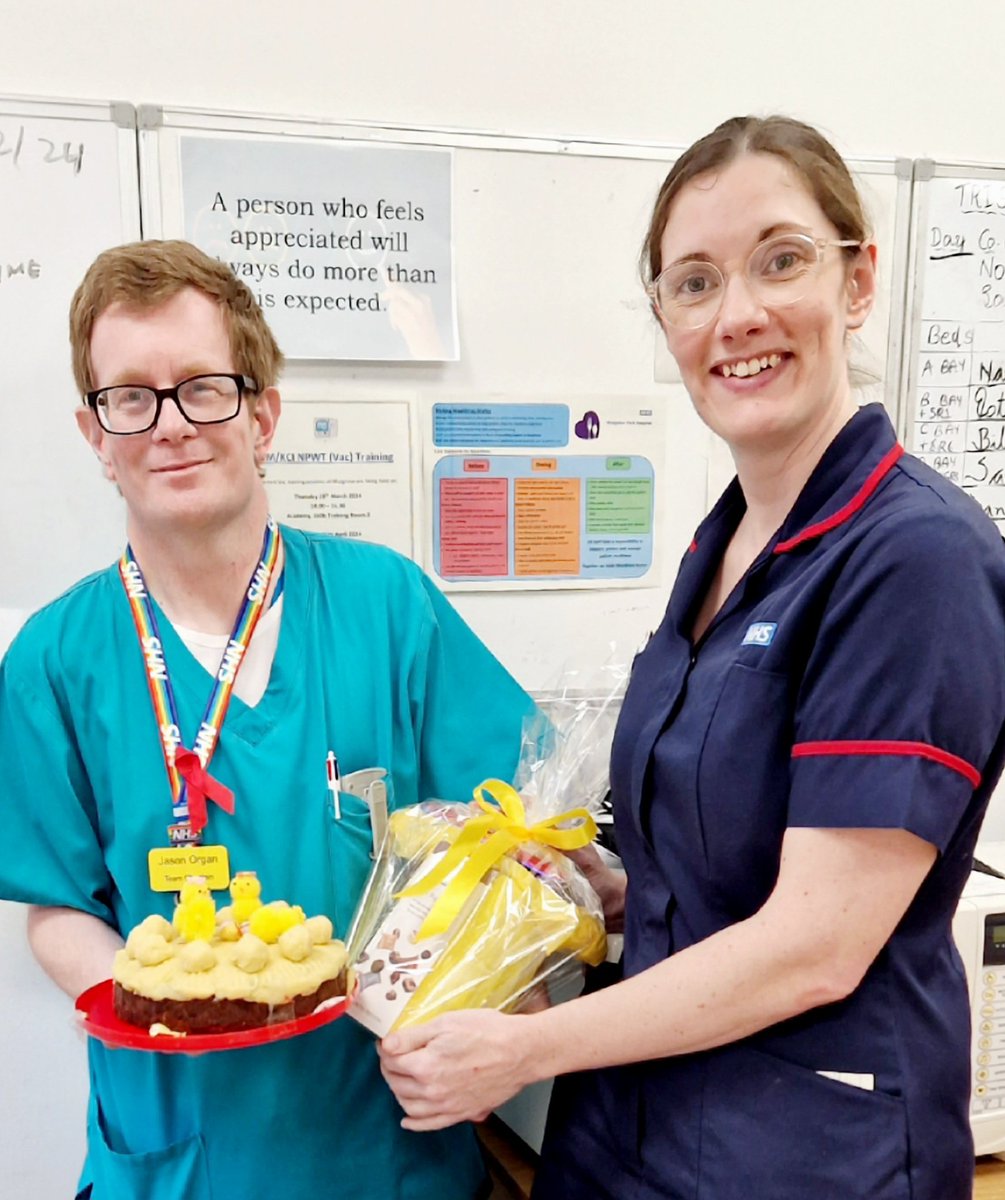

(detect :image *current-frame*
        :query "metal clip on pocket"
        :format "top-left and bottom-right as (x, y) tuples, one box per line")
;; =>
(339, 767), (389, 859)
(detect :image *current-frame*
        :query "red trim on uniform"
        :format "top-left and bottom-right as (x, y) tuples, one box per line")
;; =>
(774, 444), (905, 554)
(688, 538), (698, 553)
(792, 739), (981, 788)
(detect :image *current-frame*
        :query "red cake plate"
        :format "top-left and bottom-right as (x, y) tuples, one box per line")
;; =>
(75, 980), (352, 1055)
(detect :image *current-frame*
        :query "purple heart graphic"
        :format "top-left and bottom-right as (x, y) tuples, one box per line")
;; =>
(575, 410), (600, 439)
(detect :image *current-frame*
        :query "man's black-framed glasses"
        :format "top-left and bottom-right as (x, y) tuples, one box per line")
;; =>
(85, 373), (258, 435)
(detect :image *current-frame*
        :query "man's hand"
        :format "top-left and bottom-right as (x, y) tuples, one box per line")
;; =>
(567, 844), (626, 932)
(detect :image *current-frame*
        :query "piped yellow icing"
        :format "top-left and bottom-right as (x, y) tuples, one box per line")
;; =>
(305, 915), (333, 945)
(178, 940), (217, 973)
(132, 933), (174, 967)
(235, 933), (270, 974)
(114, 904), (347, 1007)
(140, 914), (175, 940)
(278, 924), (312, 962)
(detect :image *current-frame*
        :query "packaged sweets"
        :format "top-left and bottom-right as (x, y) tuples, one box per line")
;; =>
(346, 664), (625, 1036)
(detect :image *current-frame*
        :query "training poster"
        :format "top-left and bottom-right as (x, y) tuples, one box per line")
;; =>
(265, 398), (417, 557)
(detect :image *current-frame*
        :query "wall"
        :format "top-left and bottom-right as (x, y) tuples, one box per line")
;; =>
(6, 1), (1005, 164)
(6, 1), (1005, 1192)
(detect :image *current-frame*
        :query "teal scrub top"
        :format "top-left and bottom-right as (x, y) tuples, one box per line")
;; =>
(0, 527), (537, 1200)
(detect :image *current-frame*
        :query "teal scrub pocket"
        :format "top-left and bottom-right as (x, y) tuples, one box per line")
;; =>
(326, 791), (377, 937)
(88, 1097), (211, 1200)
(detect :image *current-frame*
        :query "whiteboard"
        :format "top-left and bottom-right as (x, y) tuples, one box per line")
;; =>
(138, 108), (909, 691)
(901, 161), (1005, 529)
(0, 96), (141, 611)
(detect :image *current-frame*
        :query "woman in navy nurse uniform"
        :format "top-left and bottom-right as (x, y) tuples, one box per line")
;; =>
(379, 115), (1005, 1199)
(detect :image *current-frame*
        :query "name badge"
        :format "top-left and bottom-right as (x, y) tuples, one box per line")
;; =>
(148, 845), (231, 893)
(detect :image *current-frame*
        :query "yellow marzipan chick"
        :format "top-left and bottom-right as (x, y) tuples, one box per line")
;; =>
(249, 902), (306, 944)
(172, 876), (217, 943)
(229, 871), (263, 925)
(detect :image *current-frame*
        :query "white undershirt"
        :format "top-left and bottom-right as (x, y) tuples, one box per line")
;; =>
(172, 596), (283, 708)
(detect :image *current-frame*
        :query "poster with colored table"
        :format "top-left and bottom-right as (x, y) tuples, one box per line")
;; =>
(423, 398), (665, 590)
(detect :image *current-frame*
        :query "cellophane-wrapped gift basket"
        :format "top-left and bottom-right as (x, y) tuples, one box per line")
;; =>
(345, 665), (625, 1036)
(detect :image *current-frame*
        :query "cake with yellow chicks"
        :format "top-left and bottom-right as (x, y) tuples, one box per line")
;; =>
(112, 873), (349, 1034)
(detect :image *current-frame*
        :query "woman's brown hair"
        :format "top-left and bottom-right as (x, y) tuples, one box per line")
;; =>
(641, 115), (870, 288)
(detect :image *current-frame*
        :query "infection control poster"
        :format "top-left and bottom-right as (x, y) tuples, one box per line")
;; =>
(422, 397), (665, 590)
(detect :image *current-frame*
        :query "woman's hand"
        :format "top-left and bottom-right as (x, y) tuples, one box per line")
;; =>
(378, 1010), (536, 1130)
(567, 844), (627, 933)
(381, 275), (446, 359)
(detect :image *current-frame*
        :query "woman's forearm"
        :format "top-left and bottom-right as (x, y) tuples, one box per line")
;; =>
(522, 826), (936, 1084)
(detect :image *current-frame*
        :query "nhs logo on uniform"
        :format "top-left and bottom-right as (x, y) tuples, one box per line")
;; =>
(742, 622), (777, 647)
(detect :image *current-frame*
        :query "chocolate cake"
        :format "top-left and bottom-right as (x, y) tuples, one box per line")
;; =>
(113, 973), (347, 1034)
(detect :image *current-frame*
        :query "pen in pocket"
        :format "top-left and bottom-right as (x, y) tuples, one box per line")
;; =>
(326, 750), (341, 820)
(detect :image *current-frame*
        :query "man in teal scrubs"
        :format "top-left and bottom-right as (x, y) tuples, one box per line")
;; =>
(0, 240), (535, 1199)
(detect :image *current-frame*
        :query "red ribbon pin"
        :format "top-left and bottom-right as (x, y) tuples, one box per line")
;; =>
(175, 748), (236, 834)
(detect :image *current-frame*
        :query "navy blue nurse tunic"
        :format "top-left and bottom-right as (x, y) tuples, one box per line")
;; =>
(534, 405), (1005, 1200)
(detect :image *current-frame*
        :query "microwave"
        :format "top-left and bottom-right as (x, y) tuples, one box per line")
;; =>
(953, 841), (1005, 1155)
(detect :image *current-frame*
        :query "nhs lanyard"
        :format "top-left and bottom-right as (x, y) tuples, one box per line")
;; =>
(118, 518), (281, 846)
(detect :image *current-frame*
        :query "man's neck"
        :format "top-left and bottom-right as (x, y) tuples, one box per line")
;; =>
(126, 500), (278, 635)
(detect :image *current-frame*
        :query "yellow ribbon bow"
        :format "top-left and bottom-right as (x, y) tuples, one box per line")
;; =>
(395, 779), (597, 940)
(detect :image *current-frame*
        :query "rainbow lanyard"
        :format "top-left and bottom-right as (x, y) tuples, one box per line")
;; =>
(118, 518), (282, 846)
